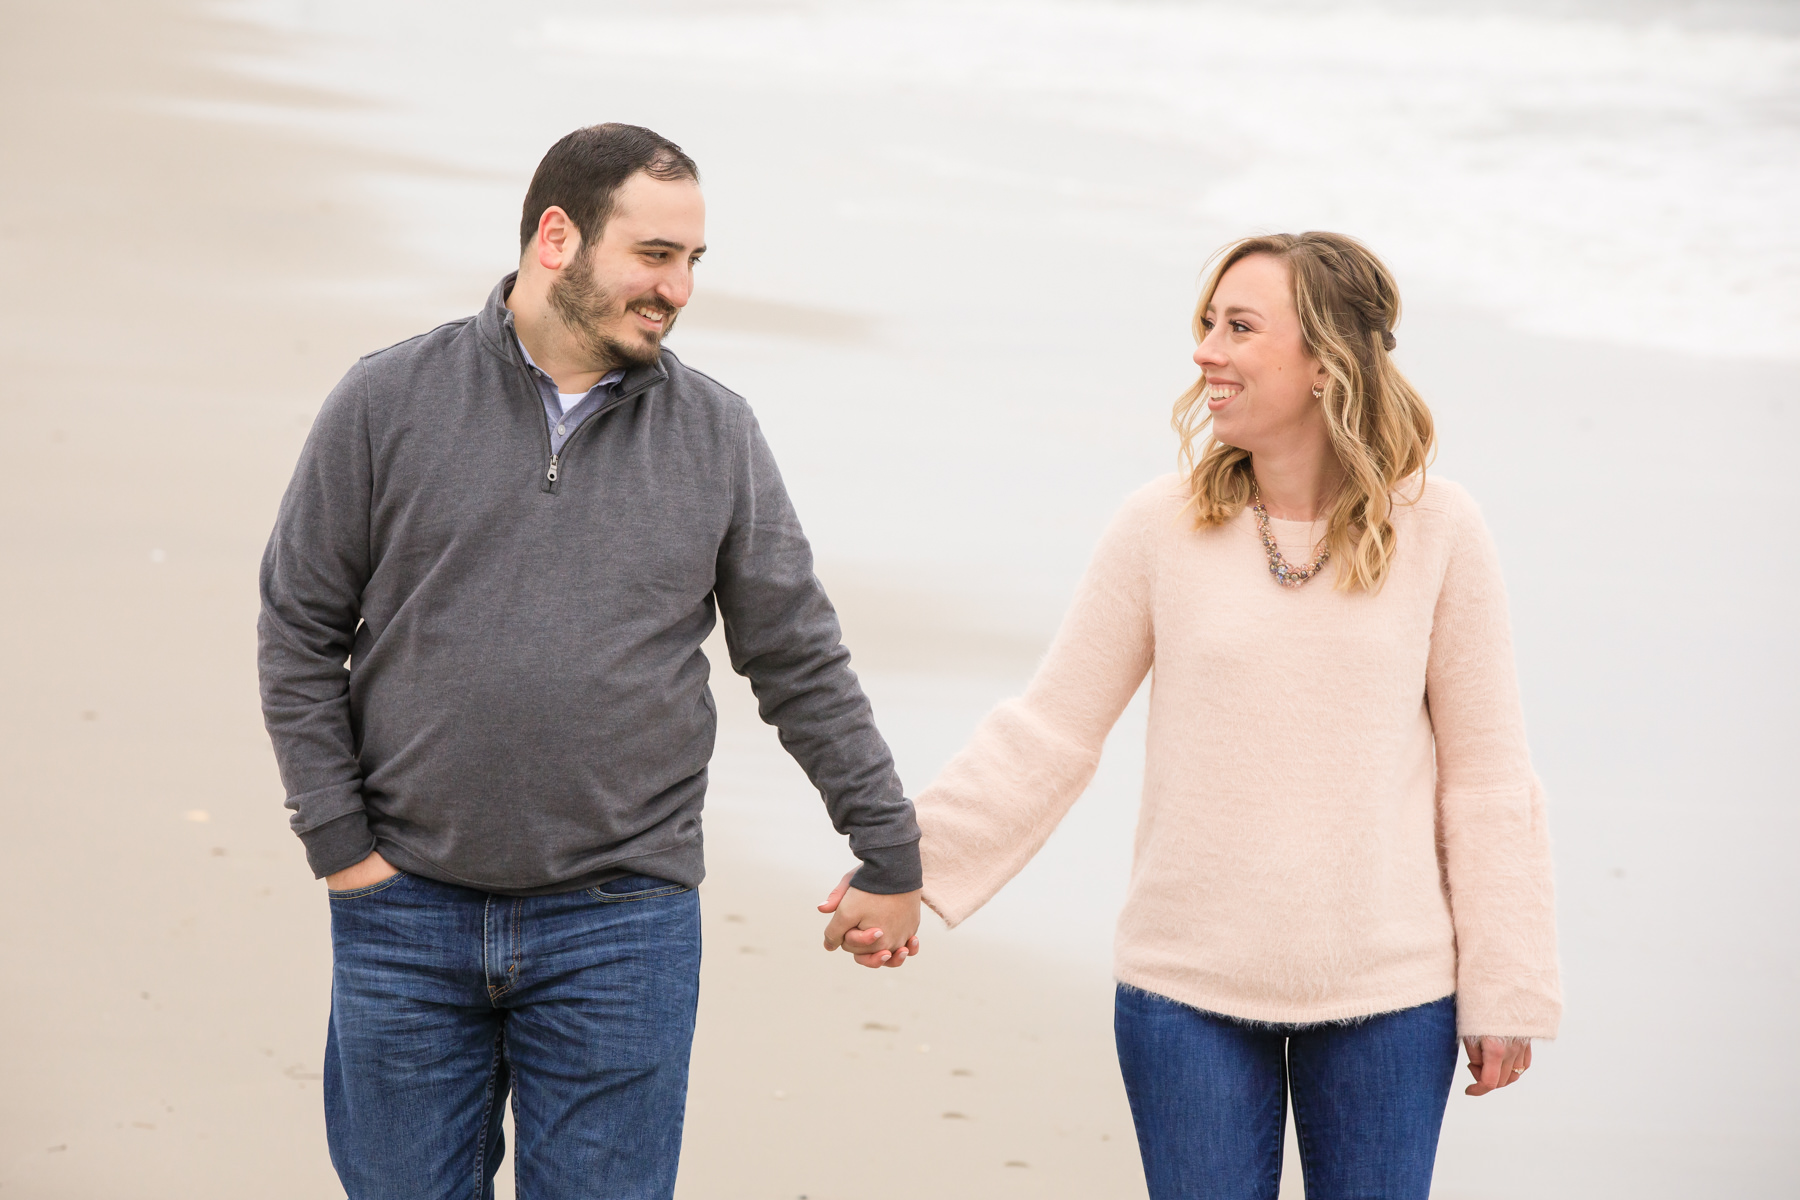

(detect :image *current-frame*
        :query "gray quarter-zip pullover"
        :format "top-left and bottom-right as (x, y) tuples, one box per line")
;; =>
(257, 274), (921, 896)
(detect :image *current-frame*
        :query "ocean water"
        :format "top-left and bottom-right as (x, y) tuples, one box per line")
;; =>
(209, 1), (1796, 1194)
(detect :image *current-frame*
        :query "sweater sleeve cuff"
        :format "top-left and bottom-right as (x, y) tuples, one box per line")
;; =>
(300, 811), (378, 879)
(849, 838), (922, 894)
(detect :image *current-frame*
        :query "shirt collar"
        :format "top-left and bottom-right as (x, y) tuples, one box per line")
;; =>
(512, 331), (626, 396)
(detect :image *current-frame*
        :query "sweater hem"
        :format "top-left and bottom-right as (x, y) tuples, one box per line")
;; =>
(1112, 965), (1462, 1029)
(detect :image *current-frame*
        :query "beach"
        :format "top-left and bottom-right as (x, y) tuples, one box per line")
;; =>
(1, 0), (1795, 1196)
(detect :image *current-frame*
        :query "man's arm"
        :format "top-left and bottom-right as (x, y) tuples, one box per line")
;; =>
(712, 410), (921, 956)
(258, 363), (381, 880)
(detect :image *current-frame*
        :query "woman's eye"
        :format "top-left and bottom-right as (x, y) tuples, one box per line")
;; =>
(1232, 321), (1251, 333)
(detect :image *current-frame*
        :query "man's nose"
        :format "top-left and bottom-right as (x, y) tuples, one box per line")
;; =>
(658, 269), (693, 310)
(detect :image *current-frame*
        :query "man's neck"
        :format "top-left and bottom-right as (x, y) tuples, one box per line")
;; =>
(505, 271), (616, 394)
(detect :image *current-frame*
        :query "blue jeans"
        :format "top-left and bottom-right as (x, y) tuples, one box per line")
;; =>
(1114, 986), (1458, 1200)
(324, 871), (701, 1200)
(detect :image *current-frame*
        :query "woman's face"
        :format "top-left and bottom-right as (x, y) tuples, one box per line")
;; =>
(1193, 253), (1327, 455)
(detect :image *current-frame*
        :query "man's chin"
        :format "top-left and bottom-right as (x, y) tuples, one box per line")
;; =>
(596, 327), (664, 369)
(621, 331), (665, 367)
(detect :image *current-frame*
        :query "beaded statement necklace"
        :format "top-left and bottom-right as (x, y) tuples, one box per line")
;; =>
(1250, 486), (1330, 588)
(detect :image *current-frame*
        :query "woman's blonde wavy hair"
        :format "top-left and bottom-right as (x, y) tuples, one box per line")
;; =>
(1172, 232), (1435, 593)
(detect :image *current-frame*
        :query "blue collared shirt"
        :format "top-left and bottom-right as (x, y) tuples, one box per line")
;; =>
(513, 333), (626, 455)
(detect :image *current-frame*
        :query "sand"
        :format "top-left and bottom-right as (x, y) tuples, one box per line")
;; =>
(0, 3), (1162, 1196)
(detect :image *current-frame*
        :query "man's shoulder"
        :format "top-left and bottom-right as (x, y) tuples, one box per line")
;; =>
(332, 315), (502, 419)
(358, 314), (485, 373)
(656, 349), (752, 417)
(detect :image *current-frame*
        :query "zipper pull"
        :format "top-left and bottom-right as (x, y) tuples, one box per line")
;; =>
(546, 454), (559, 485)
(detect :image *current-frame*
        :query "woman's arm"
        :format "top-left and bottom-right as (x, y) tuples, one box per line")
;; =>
(916, 484), (1163, 927)
(1427, 486), (1563, 1042)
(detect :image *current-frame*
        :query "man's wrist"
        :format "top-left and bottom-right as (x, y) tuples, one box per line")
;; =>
(847, 838), (922, 894)
(302, 812), (377, 879)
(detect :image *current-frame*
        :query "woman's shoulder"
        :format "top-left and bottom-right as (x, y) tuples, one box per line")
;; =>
(1400, 476), (1500, 569)
(1108, 473), (1197, 540)
(1404, 474), (1486, 529)
(1123, 472), (1193, 515)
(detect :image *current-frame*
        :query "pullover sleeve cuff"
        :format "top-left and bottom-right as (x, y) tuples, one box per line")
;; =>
(300, 811), (378, 879)
(849, 838), (923, 894)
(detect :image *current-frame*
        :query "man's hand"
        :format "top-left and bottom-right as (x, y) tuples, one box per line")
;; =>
(818, 871), (922, 969)
(326, 850), (399, 891)
(1462, 1035), (1532, 1096)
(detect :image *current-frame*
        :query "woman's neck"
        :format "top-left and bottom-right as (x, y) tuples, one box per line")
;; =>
(1249, 442), (1342, 522)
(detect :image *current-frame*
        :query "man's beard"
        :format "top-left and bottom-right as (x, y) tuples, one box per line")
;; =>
(547, 250), (679, 369)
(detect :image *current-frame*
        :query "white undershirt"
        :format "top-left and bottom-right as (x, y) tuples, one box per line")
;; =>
(556, 391), (587, 415)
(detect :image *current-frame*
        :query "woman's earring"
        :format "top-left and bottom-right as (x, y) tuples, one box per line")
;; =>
(1311, 382), (1325, 399)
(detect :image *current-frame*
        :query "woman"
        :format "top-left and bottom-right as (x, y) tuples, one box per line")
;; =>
(911, 233), (1561, 1198)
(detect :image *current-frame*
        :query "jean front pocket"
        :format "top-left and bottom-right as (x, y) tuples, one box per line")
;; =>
(587, 874), (690, 904)
(327, 871), (410, 900)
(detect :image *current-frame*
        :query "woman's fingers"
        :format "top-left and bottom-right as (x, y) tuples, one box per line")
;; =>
(1465, 1035), (1502, 1095)
(1496, 1041), (1520, 1088)
(1464, 1036), (1532, 1095)
(881, 937), (920, 967)
(817, 869), (856, 914)
(849, 933), (920, 968)
(1501, 1039), (1532, 1087)
(1480, 1036), (1506, 1093)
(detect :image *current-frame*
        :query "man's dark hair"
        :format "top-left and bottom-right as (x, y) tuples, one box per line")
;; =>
(518, 124), (699, 254)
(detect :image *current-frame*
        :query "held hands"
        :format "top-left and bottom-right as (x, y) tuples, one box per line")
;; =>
(1462, 1035), (1533, 1096)
(818, 871), (922, 969)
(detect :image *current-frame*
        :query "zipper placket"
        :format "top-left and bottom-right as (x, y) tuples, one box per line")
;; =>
(503, 316), (658, 494)
(532, 375), (653, 494)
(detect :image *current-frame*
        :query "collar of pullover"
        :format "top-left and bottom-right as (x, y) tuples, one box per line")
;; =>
(477, 271), (670, 400)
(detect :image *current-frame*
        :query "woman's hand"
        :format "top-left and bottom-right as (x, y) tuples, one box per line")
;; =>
(819, 870), (922, 968)
(1462, 1035), (1532, 1095)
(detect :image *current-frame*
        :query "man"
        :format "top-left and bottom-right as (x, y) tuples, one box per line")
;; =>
(258, 123), (921, 1199)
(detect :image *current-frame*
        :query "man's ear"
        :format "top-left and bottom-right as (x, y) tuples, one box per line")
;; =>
(533, 206), (582, 272)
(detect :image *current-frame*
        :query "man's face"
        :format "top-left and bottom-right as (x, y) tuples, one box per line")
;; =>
(548, 173), (706, 368)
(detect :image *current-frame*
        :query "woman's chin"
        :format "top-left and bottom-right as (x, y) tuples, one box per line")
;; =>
(1209, 422), (1249, 452)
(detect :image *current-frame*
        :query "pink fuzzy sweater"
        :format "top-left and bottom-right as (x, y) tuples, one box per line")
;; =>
(916, 475), (1562, 1038)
